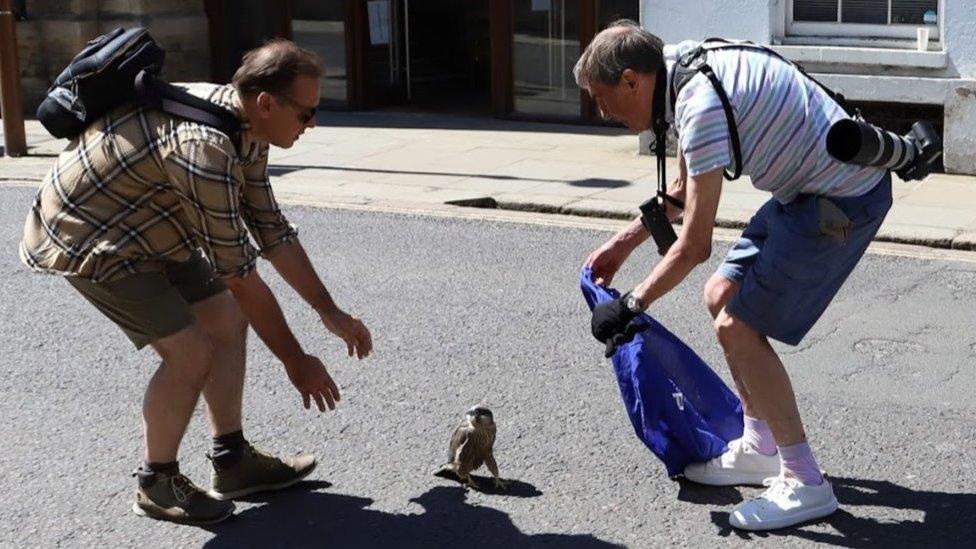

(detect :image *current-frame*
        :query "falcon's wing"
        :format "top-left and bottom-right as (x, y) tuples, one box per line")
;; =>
(448, 423), (470, 464)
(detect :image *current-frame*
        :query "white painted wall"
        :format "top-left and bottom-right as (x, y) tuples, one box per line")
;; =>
(642, 0), (974, 79)
(942, 0), (976, 79)
(640, 0), (976, 174)
(641, 0), (775, 46)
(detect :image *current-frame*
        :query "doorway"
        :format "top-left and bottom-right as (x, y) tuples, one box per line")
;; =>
(354, 0), (492, 114)
(228, 1), (642, 121)
(402, 0), (491, 113)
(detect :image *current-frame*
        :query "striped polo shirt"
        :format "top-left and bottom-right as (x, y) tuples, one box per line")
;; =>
(664, 41), (885, 203)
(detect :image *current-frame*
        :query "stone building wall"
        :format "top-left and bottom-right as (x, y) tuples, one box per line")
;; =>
(13, 0), (211, 111)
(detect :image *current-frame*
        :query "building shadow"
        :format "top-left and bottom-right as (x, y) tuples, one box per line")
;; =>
(317, 110), (629, 137)
(267, 164), (546, 182)
(566, 177), (630, 189)
(202, 483), (622, 549)
(705, 476), (976, 548)
(267, 164), (631, 189)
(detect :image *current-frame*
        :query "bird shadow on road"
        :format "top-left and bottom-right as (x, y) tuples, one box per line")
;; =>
(432, 468), (543, 497)
(202, 482), (621, 548)
(704, 476), (976, 547)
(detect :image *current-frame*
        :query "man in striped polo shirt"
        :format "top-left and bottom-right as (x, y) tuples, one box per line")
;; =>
(20, 40), (372, 525)
(577, 21), (891, 530)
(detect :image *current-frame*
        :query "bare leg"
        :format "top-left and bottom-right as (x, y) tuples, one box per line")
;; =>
(714, 308), (806, 446)
(703, 275), (758, 419)
(193, 291), (249, 438)
(144, 326), (215, 462)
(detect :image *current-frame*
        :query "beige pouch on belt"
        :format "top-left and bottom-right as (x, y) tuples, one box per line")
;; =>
(817, 197), (852, 245)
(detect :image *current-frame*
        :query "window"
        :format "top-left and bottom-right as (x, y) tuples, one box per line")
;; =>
(787, 0), (940, 41)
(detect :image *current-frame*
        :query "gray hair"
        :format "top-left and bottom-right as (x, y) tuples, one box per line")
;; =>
(573, 19), (664, 91)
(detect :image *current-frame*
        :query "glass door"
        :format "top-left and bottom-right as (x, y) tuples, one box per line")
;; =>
(362, 0), (407, 105)
(326, 0), (407, 109)
(402, 0), (491, 112)
(290, 1), (349, 108)
(512, 0), (582, 118)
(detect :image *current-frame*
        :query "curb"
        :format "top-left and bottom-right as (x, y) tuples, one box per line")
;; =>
(447, 197), (976, 252)
(4, 175), (974, 252)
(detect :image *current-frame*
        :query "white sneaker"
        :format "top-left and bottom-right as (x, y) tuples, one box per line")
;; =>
(682, 438), (781, 486)
(729, 475), (839, 531)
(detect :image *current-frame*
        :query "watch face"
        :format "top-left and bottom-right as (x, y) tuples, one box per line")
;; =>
(626, 294), (640, 312)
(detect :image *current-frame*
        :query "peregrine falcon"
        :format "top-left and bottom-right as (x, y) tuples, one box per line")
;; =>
(437, 406), (507, 490)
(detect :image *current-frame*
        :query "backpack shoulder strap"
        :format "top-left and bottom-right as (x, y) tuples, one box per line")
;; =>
(669, 44), (743, 181)
(134, 71), (242, 151)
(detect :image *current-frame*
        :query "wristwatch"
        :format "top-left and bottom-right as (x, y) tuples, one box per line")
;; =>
(625, 291), (644, 313)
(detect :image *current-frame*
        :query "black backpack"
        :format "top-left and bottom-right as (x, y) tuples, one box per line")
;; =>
(37, 27), (240, 144)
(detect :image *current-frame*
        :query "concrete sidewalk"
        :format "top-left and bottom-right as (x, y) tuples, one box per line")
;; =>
(3, 111), (975, 249)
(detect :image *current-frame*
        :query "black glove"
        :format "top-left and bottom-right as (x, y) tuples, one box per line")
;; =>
(591, 295), (642, 358)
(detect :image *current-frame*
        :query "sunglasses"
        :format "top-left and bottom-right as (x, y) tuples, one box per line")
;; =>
(274, 94), (317, 125)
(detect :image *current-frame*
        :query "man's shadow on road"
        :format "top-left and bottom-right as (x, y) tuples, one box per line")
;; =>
(203, 480), (623, 549)
(701, 476), (976, 547)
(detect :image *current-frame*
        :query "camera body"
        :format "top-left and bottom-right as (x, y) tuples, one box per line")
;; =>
(896, 121), (942, 180)
(639, 197), (677, 256)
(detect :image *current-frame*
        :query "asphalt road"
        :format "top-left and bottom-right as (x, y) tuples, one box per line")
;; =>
(1, 185), (974, 548)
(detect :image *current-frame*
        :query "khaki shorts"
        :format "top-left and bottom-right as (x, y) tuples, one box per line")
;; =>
(67, 251), (228, 349)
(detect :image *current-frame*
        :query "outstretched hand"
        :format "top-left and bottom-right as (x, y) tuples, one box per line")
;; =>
(285, 354), (341, 412)
(585, 243), (628, 287)
(319, 308), (373, 359)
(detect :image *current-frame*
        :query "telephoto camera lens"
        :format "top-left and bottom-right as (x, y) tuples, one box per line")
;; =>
(826, 119), (916, 171)
(826, 119), (942, 181)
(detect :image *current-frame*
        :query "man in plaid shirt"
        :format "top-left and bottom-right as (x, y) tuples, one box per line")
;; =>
(20, 39), (372, 525)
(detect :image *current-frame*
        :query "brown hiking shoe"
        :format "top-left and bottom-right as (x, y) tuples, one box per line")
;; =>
(132, 470), (235, 525)
(208, 444), (316, 500)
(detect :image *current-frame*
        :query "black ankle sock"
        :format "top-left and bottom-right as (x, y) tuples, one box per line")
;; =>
(211, 430), (248, 469)
(136, 460), (179, 488)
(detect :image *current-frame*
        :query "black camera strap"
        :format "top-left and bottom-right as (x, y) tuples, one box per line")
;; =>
(651, 70), (685, 210)
(639, 70), (683, 256)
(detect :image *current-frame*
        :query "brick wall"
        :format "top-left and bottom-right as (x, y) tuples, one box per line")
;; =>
(13, 0), (211, 112)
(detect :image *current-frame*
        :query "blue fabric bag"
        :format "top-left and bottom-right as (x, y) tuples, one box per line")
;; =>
(580, 268), (744, 477)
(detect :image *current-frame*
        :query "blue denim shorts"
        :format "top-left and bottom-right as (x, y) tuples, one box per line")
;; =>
(716, 173), (892, 345)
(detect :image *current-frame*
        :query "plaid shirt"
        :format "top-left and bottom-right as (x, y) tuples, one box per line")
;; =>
(20, 83), (297, 282)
